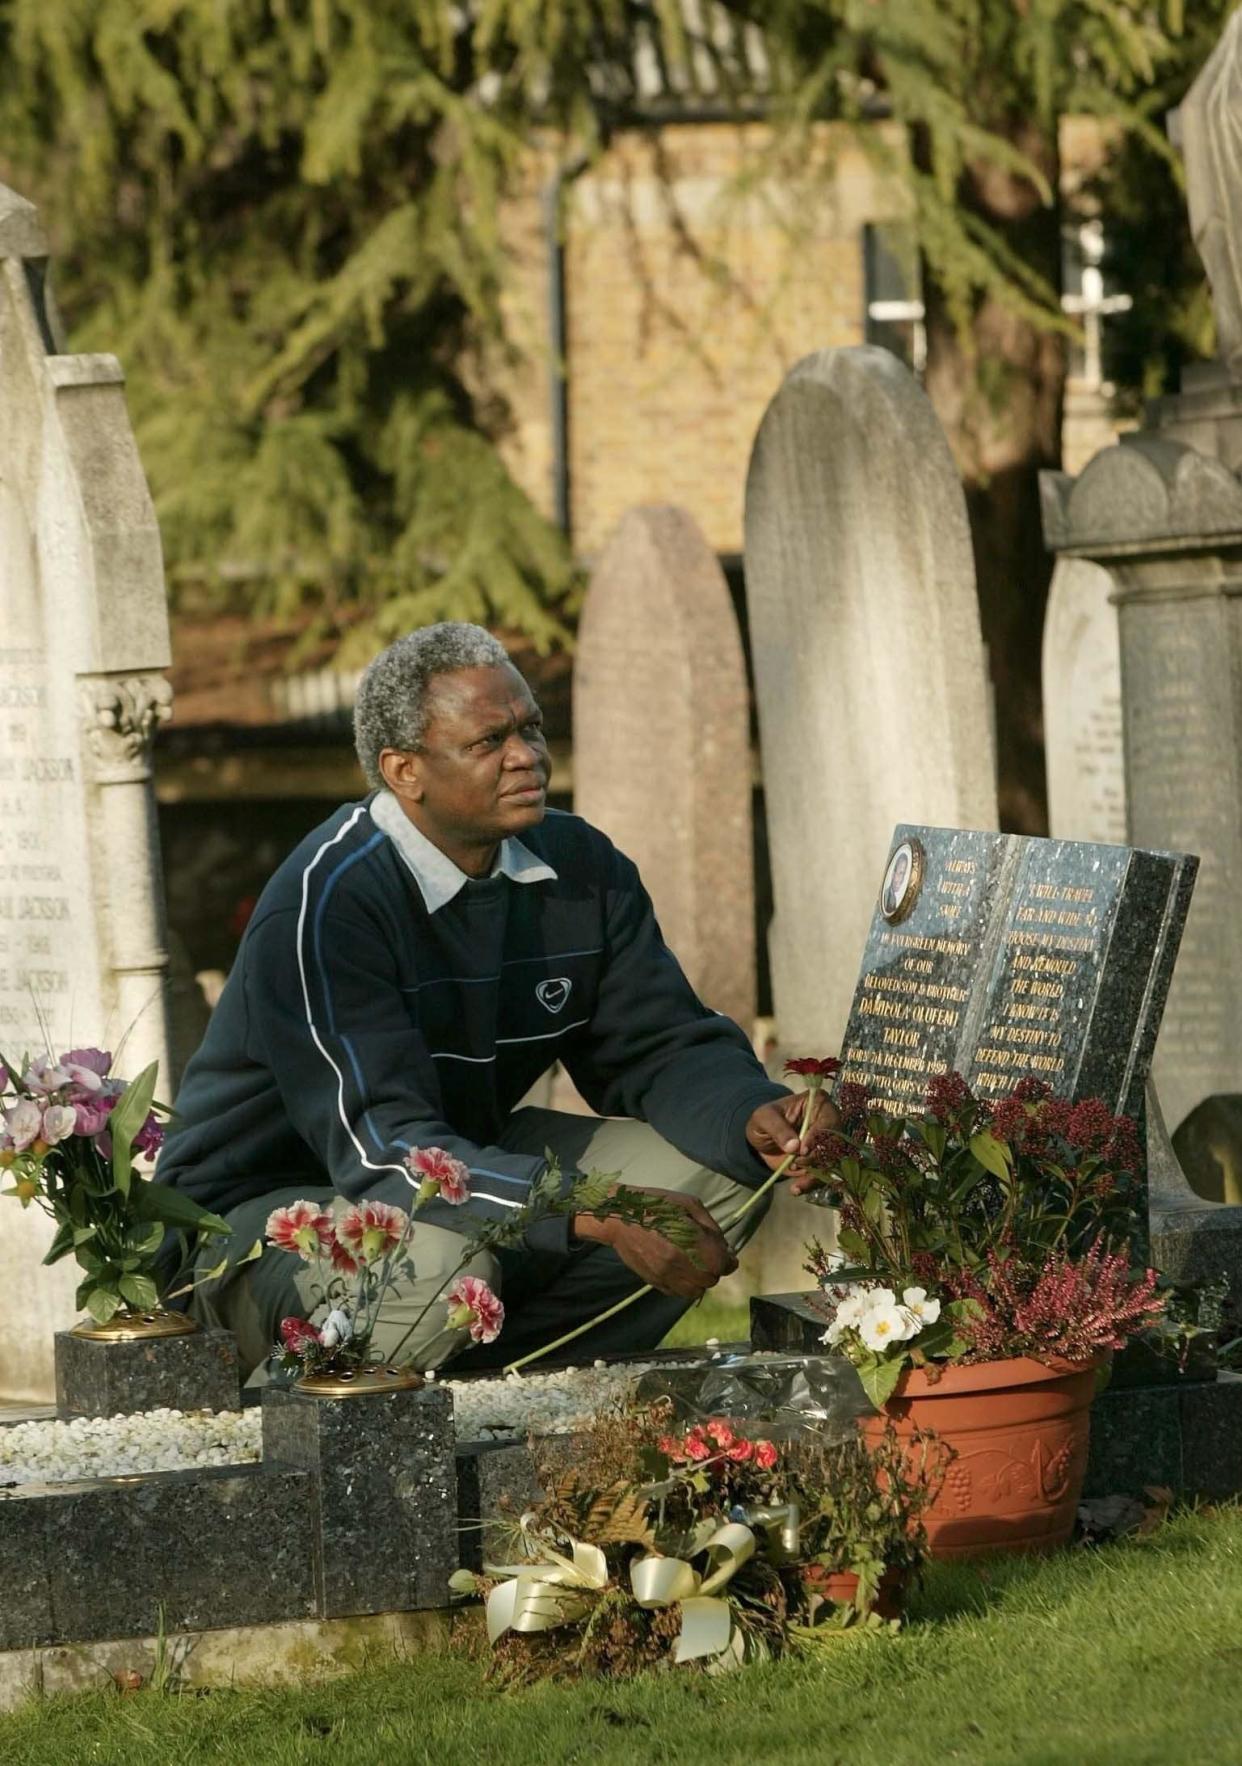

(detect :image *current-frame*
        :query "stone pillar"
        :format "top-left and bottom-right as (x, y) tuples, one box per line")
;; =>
(1042, 557), (1126, 844)
(77, 674), (174, 1083)
(0, 185), (174, 1398)
(574, 505), (755, 1028)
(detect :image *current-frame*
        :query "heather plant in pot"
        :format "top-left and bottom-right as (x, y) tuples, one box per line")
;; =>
(799, 1069), (1165, 1556)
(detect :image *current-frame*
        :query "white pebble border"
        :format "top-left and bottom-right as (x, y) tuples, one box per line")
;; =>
(0, 1408), (262, 1489)
(0, 1363), (668, 1488)
(0, 1354), (768, 1489)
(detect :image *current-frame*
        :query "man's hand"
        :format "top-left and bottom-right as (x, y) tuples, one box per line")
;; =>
(747, 1090), (840, 1188)
(572, 1187), (737, 1298)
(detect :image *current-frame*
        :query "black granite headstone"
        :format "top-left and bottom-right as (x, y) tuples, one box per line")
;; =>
(838, 825), (1196, 1124)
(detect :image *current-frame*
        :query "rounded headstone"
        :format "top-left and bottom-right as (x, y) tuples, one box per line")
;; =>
(574, 504), (755, 1028)
(743, 346), (998, 1055)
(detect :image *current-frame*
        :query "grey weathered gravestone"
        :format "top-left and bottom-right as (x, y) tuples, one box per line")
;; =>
(835, 824), (1194, 1129)
(1042, 558), (1126, 844)
(744, 348), (998, 1059)
(1176, 11), (1242, 380)
(0, 184), (173, 1398)
(1041, 441), (1242, 1145)
(574, 506), (755, 1029)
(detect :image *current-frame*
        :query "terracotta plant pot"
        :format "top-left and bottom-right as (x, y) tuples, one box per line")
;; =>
(814, 1567), (907, 1620)
(860, 1355), (1103, 1559)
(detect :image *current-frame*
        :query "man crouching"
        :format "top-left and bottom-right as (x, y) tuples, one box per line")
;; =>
(159, 622), (829, 1379)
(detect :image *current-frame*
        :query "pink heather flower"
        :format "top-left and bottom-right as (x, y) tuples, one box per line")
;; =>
(337, 1199), (407, 1265)
(405, 1146), (471, 1207)
(753, 1440), (779, 1471)
(22, 1056), (72, 1095)
(3, 1099), (43, 1152)
(279, 1317), (322, 1354)
(444, 1275), (504, 1344)
(266, 1201), (335, 1261)
(39, 1105), (78, 1146)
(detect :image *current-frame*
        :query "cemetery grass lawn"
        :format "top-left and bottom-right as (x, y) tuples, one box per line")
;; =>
(2, 1506), (1240, 1765)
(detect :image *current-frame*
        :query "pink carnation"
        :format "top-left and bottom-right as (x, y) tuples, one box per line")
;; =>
(266, 1200), (335, 1261)
(445, 1274), (504, 1344)
(330, 1237), (361, 1278)
(337, 1199), (408, 1265)
(405, 1145), (471, 1206)
(753, 1439), (779, 1471)
(279, 1317), (322, 1354)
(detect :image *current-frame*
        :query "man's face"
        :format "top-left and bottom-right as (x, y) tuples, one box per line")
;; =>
(396, 663), (550, 847)
(891, 854), (909, 895)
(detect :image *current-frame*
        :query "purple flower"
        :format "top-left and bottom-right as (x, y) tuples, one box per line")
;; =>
(73, 1087), (120, 1138)
(133, 1114), (165, 1159)
(22, 1057), (71, 1096)
(60, 1048), (112, 1082)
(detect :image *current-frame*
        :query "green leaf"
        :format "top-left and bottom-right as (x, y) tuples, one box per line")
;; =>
(857, 1354), (907, 1411)
(969, 1131), (1013, 1180)
(42, 1221), (77, 1267)
(129, 1180), (231, 1237)
(84, 1284), (123, 1326)
(108, 1062), (160, 1198)
(118, 1273), (159, 1311)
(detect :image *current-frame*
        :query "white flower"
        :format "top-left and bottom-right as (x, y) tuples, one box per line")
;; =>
(858, 1302), (920, 1353)
(3, 1099), (43, 1151)
(319, 1308), (354, 1350)
(40, 1105), (78, 1145)
(831, 1291), (868, 1333)
(22, 1057), (71, 1095)
(902, 1287), (942, 1327)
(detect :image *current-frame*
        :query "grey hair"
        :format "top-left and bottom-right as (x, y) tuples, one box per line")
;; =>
(353, 622), (512, 789)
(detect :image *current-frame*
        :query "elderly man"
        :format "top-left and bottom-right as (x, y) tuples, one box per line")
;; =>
(161, 623), (826, 1378)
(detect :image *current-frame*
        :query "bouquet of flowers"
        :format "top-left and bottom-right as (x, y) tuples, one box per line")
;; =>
(267, 1151), (710, 1382)
(453, 1399), (939, 1683)
(0, 1047), (230, 1327)
(801, 1069), (1165, 1407)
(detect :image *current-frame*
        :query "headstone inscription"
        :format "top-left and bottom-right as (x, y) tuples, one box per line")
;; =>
(574, 504), (755, 1028)
(1042, 558), (1126, 845)
(0, 184), (174, 1399)
(836, 824), (1195, 1129)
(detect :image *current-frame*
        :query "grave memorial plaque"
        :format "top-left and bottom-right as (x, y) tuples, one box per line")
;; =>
(838, 825), (1196, 1122)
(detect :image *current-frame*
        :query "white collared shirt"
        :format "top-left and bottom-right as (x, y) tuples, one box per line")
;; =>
(370, 791), (558, 915)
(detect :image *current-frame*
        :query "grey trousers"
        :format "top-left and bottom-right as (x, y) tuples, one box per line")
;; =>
(190, 1107), (769, 1384)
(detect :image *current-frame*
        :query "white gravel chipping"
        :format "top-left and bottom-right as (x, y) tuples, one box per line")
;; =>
(446, 1360), (666, 1440)
(0, 1358), (711, 1487)
(0, 1408), (262, 1489)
